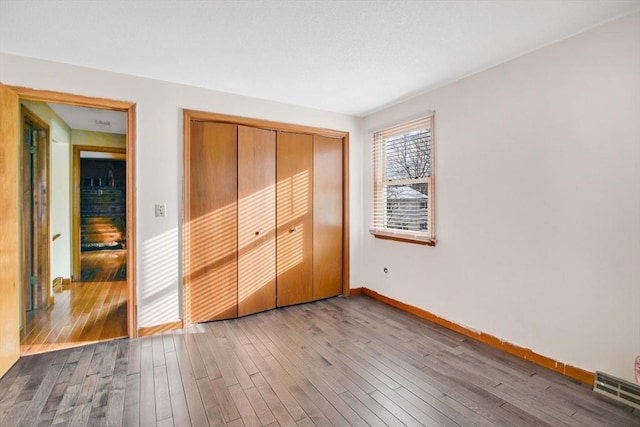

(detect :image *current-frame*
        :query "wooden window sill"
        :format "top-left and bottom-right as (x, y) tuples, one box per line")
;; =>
(372, 233), (436, 246)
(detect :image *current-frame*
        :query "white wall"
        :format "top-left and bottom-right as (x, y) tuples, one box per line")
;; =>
(363, 13), (640, 382)
(1, 55), (364, 329)
(20, 101), (72, 285)
(50, 141), (70, 279)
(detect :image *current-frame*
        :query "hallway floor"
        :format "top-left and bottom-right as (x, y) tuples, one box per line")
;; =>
(20, 250), (128, 355)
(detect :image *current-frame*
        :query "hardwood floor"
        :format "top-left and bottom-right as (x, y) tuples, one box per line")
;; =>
(3, 295), (638, 426)
(20, 250), (128, 355)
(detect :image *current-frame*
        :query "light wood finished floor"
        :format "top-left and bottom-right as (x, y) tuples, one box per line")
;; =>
(20, 250), (128, 355)
(2, 295), (638, 426)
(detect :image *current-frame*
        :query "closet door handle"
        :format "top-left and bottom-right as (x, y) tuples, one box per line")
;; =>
(289, 227), (298, 233)
(255, 231), (260, 236)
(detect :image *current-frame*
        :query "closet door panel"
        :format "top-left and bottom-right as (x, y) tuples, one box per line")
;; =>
(188, 122), (238, 322)
(238, 126), (276, 317)
(276, 132), (313, 306)
(313, 136), (343, 300)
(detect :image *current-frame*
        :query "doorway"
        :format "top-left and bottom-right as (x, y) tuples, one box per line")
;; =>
(73, 146), (127, 281)
(6, 88), (137, 358)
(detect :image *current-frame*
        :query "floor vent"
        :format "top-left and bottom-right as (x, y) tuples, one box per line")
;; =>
(593, 371), (640, 409)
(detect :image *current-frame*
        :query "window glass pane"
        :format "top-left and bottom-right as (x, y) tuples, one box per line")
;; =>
(385, 183), (428, 232)
(385, 128), (432, 180)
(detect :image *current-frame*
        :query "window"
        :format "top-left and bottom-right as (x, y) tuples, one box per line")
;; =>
(370, 115), (435, 245)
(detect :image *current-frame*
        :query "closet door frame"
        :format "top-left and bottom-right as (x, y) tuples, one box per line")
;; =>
(183, 110), (350, 326)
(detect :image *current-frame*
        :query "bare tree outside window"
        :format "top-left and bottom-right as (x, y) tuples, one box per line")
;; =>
(385, 129), (432, 181)
(384, 128), (431, 232)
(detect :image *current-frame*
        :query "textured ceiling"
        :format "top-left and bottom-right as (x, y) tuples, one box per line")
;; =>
(1, 1), (639, 116)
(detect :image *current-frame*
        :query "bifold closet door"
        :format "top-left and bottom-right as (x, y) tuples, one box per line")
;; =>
(237, 126), (276, 316)
(276, 132), (313, 306)
(188, 122), (238, 322)
(313, 136), (343, 300)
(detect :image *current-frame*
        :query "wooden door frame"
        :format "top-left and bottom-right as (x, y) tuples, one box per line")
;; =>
(72, 145), (126, 281)
(21, 106), (51, 325)
(183, 109), (350, 326)
(10, 86), (138, 339)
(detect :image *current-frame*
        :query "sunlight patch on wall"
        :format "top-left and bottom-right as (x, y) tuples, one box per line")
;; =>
(139, 227), (179, 327)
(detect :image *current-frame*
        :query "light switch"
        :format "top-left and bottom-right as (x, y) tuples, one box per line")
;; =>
(155, 204), (166, 218)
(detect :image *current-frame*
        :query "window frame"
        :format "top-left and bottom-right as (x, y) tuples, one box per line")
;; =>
(370, 114), (436, 246)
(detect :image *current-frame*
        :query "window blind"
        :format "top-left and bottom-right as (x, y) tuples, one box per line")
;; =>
(370, 115), (435, 243)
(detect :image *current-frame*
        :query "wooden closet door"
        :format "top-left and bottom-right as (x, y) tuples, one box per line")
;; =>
(276, 132), (313, 306)
(187, 122), (238, 322)
(238, 126), (276, 316)
(313, 136), (343, 300)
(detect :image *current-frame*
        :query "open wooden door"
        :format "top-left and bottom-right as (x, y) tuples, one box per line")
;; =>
(21, 108), (50, 313)
(0, 83), (21, 378)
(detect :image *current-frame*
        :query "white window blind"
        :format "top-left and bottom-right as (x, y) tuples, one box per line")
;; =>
(370, 115), (435, 244)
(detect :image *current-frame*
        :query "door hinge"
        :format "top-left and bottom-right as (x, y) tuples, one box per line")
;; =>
(30, 276), (37, 286)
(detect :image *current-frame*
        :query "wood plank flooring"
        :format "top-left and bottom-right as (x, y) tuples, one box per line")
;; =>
(20, 250), (128, 355)
(3, 295), (639, 426)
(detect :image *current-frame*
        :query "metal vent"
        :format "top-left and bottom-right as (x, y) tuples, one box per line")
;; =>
(593, 371), (640, 409)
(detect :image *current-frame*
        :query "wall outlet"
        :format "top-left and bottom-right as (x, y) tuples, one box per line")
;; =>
(155, 204), (166, 218)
